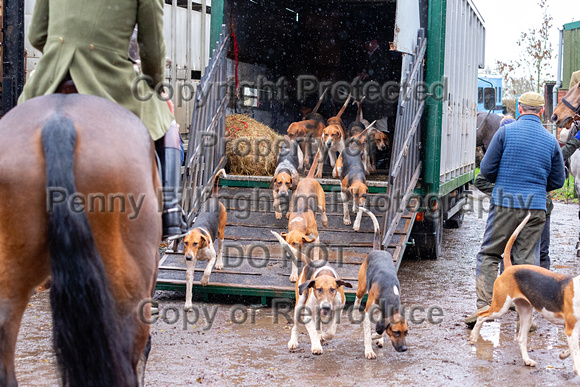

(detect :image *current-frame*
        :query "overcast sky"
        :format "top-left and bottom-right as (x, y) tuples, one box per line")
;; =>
(471, 0), (575, 80)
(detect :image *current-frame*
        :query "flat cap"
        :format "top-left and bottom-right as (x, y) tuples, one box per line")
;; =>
(519, 92), (544, 107)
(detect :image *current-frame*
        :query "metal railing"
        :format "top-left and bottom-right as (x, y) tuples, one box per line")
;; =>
(181, 25), (229, 223)
(382, 30), (426, 247)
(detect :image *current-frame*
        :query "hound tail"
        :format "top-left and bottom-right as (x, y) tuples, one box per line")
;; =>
(307, 149), (321, 178)
(212, 168), (227, 195)
(312, 87), (329, 114)
(503, 212), (531, 269)
(336, 93), (352, 119)
(359, 120), (377, 139)
(358, 207), (381, 250)
(355, 96), (366, 122)
(271, 231), (309, 264)
(42, 114), (134, 386)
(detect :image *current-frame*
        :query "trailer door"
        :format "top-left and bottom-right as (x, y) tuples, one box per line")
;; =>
(392, 0), (421, 55)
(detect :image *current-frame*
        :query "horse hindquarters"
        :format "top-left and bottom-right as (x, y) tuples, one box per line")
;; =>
(42, 114), (136, 387)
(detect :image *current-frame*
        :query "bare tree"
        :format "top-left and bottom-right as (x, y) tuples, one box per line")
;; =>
(517, 0), (553, 92)
(495, 0), (553, 97)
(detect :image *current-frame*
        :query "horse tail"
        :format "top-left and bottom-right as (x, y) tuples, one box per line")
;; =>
(42, 114), (135, 387)
(503, 212), (531, 269)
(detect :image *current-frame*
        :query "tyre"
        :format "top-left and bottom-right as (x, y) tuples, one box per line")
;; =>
(444, 208), (464, 228)
(408, 214), (442, 259)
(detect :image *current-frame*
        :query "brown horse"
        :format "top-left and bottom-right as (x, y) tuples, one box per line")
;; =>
(552, 82), (580, 128)
(0, 94), (161, 386)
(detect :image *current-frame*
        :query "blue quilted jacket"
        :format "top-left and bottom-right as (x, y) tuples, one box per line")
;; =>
(480, 114), (565, 210)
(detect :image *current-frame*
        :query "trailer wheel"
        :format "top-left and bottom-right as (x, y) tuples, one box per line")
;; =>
(443, 189), (465, 229)
(426, 215), (443, 259)
(408, 215), (442, 260)
(444, 208), (464, 229)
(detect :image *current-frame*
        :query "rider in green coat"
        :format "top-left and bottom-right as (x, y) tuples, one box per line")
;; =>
(19, 0), (185, 238)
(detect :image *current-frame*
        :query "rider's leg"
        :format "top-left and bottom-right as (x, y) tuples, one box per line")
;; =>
(155, 121), (186, 238)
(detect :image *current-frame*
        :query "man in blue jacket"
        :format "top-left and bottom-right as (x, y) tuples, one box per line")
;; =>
(465, 92), (566, 325)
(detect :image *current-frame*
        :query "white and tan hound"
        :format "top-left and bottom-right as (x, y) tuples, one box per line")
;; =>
(182, 169), (227, 311)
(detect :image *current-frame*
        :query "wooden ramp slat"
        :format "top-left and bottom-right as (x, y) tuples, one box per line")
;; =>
(156, 175), (415, 302)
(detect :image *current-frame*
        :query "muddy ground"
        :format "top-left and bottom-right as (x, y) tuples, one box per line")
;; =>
(13, 190), (580, 386)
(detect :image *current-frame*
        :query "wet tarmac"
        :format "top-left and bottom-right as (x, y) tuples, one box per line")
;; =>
(13, 190), (580, 386)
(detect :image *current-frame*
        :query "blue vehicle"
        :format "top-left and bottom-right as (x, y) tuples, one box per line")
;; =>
(477, 74), (503, 114)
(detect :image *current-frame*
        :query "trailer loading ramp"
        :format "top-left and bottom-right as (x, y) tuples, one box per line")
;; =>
(156, 176), (417, 303)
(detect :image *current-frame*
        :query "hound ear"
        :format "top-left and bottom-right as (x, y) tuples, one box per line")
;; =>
(302, 235), (316, 243)
(298, 279), (316, 296)
(270, 177), (276, 189)
(376, 319), (388, 335)
(336, 280), (353, 289)
(290, 178), (298, 191)
(199, 233), (210, 249)
(383, 133), (390, 146)
(349, 187), (357, 198)
(280, 232), (288, 238)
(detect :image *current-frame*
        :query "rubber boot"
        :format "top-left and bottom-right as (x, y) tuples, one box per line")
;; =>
(465, 276), (494, 327)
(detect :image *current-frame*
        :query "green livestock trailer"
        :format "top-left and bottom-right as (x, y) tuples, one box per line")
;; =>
(562, 21), (580, 90)
(156, 0), (485, 303)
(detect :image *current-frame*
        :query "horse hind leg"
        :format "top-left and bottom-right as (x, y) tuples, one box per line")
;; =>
(0, 248), (49, 387)
(0, 295), (33, 387)
(0, 166), (50, 386)
(136, 334), (152, 387)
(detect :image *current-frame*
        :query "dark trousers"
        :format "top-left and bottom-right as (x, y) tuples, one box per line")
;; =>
(539, 215), (551, 270)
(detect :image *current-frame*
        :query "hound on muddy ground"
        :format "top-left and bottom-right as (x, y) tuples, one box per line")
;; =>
(287, 258), (352, 355)
(182, 169), (227, 311)
(353, 207), (408, 359)
(469, 213), (580, 376)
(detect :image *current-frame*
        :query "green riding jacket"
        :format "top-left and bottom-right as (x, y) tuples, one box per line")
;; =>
(18, 0), (173, 141)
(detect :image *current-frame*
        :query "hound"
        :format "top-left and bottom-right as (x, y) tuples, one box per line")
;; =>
(288, 88), (329, 169)
(288, 260), (352, 355)
(367, 129), (389, 174)
(271, 151), (328, 282)
(316, 94), (351, 178)
(333, 142), (369, 231)
(346, 97), (388, 174)
(354, 208), (408, 359)
(182, 169), (227, 311)
(341, 120), (377, 177)
(271, 135), (303, 219)
(470, 213), (580, 376)
(347, 96), (370, 137)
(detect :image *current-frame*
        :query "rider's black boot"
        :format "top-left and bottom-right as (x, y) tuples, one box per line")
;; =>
(156, 122), (187, 239)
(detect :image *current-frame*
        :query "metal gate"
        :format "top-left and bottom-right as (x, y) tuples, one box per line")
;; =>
(2, 0), (26, 115)
(382, 29), (426, 248)
(181, 25), (229, 223)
